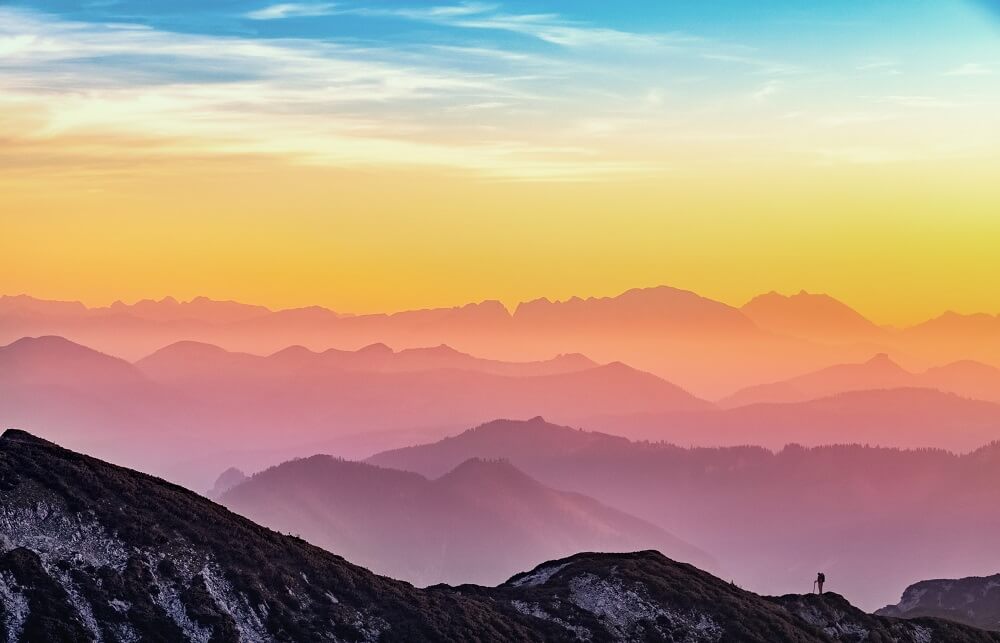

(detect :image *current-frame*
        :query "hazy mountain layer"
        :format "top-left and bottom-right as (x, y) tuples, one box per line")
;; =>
(220, 455), (714, 586)
(371, 417), (1000, 609)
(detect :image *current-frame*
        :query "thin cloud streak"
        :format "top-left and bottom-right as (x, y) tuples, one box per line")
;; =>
(246, 3), (338, 20)
(0, 7), (655, 180)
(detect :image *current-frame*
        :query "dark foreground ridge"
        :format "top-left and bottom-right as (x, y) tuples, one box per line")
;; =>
(2, 428), (998, 642)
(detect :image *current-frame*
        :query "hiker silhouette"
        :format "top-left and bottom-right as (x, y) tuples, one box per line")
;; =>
(815, 572), (825, 594)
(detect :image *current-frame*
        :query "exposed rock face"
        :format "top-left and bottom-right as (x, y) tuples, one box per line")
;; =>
(3, 428), (1000, 642)
(774, 592), (1000, 642)
(877, 574), (1000, 632)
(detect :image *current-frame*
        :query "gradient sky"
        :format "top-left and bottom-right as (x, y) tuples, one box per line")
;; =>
(2, 1), (999, 324)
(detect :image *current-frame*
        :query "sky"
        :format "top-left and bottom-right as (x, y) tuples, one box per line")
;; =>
(2, 0), (999, 324)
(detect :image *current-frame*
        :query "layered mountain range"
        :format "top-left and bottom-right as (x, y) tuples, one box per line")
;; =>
(0, 335), (706, 487)
(6, 286), (1000, 398)
(5, 285), (1000, 621)
(3, 429), (996, 643)
(370, 417), (1000, 610)
(6, 334), (1000, 492)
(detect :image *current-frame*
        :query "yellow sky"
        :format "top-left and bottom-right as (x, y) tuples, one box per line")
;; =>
(4, 152), (999, 326)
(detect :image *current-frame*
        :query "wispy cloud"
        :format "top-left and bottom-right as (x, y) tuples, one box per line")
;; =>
(1, 3), (993, 182)
(345, 3), (700, 51)
(0, 7), (657, 180)
(879, 95), (960, 108)
(751, 80), (782, 103)
(944, 62), (992, 76)
(856, 59), (901, 75)
(246, 3), (337, 21)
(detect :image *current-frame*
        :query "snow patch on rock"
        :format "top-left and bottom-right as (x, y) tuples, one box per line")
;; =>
(511, 562), (571, 588)
(0, 571), (28, 643)
(909, 624), (933, 643)
(0, 501), (129, 571)
(50, 566), (102, 641)
(510, 599), (592, 640)
(151, 573), (212, 643)
(201, 564), (270, 643)
(568, 572), (723, 642)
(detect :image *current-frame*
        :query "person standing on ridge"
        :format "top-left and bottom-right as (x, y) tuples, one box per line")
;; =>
(815, 572), (825, 594)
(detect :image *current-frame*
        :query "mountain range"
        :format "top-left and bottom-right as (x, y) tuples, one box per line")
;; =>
(0, 335), (707, 487)
(370, 417), (1000, 610)
(722, 352), (1000, 407)
(9, 335), (1000, 490)
(585, 387), (1000, 451)
(219, 455), (714, 586)
(9, 286), (1000, 397)
(3, 428), (997, 642)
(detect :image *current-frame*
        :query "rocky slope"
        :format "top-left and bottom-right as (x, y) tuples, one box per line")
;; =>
(2, 428), (998, 642)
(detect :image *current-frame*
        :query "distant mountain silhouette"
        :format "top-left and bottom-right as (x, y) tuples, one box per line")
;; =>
(0, 288), (890, 397)
(513, 286), (754, 332)
(900, 311), (1000, 367)
(908, 311), (1000, 337)
(586, 387), (1000, 452)
(878, 573), (1000, 631)
(206, 466), (247, 498)
(3, 429), (993, 642)
(1, 337), (706, 487)
(722, 353), (1000, 407)
(0, 294), (89, 317)
(371, 418), (1000, 610)
(921, 360), (1000, 404)
(741, 290), (885, 342)
(721, 353), (915, 407)
(0, 336), (141, 389)
(99, 295), (272, 323)
(137, 339), (598, 383)
(8, 286), (1000, 397)
(0, 337), (206, 473)
(0, 294), (272, 324)
(220, 455), (714, 586)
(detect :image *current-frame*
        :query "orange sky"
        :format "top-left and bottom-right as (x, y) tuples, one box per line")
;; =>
(4, 155), (999, 326)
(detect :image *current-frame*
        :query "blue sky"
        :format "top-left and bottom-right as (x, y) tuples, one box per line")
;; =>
(1, 1), (998, 178)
